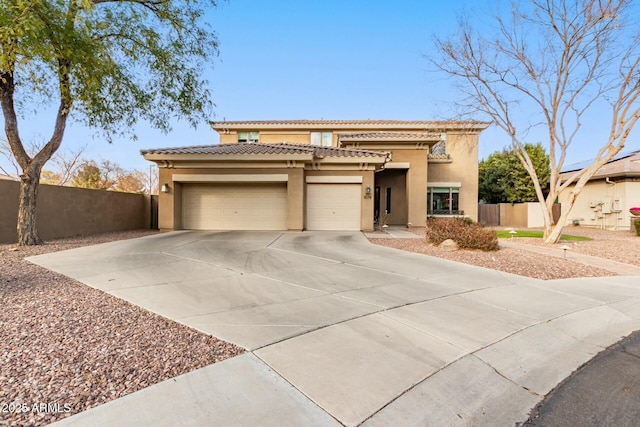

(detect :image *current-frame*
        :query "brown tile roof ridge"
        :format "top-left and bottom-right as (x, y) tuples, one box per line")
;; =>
(337, 131), (443, 140)
(141, 142), (388, 157)
(263, 142), (388, 157)
(141, 143), (314, 155)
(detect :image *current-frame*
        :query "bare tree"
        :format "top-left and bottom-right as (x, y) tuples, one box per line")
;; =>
(47, 145), (86, 186)
(0, 138), (19, 177)
(70, 158), (153, 194)
(146, 165), (159, 195)
(2, 138), (84, 185)
(0, 138), (41, 177)
(433, 0), (640, 243)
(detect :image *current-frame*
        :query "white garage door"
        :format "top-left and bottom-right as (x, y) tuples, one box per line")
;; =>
(306, 184), (361, 231)
(182, 184), (287, 230)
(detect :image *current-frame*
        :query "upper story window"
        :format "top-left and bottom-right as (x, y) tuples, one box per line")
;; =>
(311, 132), (333, 147)
(238, 131), (259, 143)
(428, 139), (451, 162)
(430, 140), (446, 155)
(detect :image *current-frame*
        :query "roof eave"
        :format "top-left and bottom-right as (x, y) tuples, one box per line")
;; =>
(143, 153), (314, 162)
(210, 121), (491, 132)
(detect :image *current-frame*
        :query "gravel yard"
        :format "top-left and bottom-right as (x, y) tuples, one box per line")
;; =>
(509, 226), (640, 267)
(370, 226), (638, 280)
(0, 231), (245, 427)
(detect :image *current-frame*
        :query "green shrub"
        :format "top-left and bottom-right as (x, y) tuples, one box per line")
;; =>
(635, 218), (640, 236)
(426, 217), (499, 251)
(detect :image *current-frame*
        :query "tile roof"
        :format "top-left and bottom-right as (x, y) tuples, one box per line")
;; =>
(210, 119), (490, 130)
(338, 131), (443, 140)
(141, 142), (388, 158)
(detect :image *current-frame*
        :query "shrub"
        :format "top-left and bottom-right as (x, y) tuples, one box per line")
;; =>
(426, 217), (499, 251)
(635, 218), (640, 236)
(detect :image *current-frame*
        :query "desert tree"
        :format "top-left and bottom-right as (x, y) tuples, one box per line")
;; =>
(433, 0), (640, 242)
(0, 0), (218, 245)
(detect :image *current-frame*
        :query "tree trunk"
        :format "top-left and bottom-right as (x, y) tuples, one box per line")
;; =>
(17, 168), (43, 245)
(545, 222), (565, 244)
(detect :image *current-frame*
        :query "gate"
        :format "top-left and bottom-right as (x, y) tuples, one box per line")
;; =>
(478, 204), (500, 226)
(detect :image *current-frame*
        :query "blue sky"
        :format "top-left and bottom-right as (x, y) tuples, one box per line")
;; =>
(1, 0), (638, 174)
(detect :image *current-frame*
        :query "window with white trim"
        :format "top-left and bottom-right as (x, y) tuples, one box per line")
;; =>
(311, 132), (333, 147)
(428, 187), (463, 215)
(238, 131), (259, 143)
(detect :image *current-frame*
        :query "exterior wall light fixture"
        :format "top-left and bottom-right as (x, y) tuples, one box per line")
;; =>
(366, 185), (371, 194)
(161, 183), (170, 193)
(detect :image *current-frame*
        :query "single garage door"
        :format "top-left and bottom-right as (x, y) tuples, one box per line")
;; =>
(306, 184), (361, 231)
(182, 183), (288, 230)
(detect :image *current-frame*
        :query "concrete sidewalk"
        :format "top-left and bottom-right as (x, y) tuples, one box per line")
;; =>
(363, 226), (422, 239)
(31, 231), (640, 427)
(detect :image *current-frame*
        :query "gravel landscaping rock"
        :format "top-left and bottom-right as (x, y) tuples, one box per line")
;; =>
(0, 231), (245, 427)
(512, 226), (640, 267)
(369, 227), (636, 280)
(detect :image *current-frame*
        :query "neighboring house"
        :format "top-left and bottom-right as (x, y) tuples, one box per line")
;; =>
(559, 149), (640, 231)
(141, 120), (489, 232)
(0, 173), (19, 181)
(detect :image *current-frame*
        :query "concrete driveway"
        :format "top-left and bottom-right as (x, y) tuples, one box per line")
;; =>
(30, 231), (640, 427)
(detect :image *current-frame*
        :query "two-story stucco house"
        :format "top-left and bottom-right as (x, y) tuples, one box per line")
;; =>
(141, 120), (489, 232)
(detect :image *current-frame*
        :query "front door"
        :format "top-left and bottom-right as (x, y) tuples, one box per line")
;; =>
(374, 169), (408, 226)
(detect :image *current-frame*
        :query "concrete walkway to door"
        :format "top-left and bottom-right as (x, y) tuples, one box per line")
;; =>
(28, 231), (640, 427)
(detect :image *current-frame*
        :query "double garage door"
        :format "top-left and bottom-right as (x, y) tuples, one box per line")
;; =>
(181, 182), (361, 231)
(182, 184), (287, 230)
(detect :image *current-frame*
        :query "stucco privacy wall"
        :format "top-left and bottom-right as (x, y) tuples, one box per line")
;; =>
(0, 180), (149, 244)
(497, 202), (545, 228)
(499, 203), (528, 229)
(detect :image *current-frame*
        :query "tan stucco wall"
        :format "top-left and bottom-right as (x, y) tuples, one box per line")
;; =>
(499, 202), (544, 228)
(527, 202), (545, 228)
(305, 170), (375, 231)
(219, 131), (321, 146)
(159, 167), (306, 231)
(172, 125), (483, 230)
(0, 180), (148, 244)
(499, 203), (528, 228)
(385, 150), (427, 226)
(428, 132), (479, 221)
(559, 179), (640, 230)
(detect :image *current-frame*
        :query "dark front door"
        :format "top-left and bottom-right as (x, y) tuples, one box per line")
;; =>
(374, 169), (408, 226)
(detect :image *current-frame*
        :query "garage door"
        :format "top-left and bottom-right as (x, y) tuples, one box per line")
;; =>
(306, 184), (361, 231)
(182, 184), (287, 230)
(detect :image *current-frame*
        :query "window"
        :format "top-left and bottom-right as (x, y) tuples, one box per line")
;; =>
(385, 188), (391, 214)
(430, 140), (446, 155)
(311, 132), (333, 147)
(238, 131), (259, 143)
(428, 187), (462, 215)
